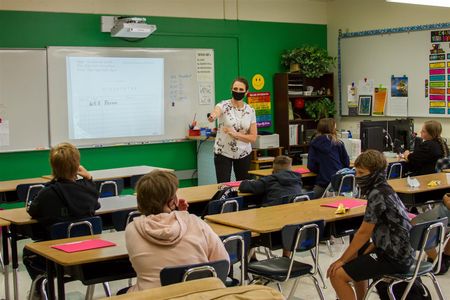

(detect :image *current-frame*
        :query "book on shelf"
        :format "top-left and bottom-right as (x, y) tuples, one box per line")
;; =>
(256, 156), (275, 161)
(289, 124), (298, 145)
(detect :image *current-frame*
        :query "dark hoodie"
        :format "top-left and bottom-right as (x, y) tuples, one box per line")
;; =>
(307, 135), (350, 188)
(28, 178), (100, 239)
(239, 170), (302, 206)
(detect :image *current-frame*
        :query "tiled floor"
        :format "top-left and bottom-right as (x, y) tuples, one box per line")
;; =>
(2, 237), (449, 299)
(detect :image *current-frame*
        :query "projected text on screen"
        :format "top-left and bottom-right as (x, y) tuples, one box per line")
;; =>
(66, 56), (164, 140)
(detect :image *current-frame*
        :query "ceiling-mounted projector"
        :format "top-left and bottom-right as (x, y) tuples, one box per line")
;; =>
(110, 17), (156, 39)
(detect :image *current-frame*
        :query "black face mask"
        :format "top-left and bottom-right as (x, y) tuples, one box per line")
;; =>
(355, 170), (386, 196)
(232, 91), (246, 101)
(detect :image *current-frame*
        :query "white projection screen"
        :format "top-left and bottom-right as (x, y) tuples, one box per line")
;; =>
(48, 47), (214, 147)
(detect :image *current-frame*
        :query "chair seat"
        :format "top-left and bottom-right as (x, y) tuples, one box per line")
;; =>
(388, 261), (433, 278)
(248, 257), (312, 281)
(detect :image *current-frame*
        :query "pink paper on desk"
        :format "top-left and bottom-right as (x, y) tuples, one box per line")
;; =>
(51, 239), (116, 253)
(222, 181), (242, 187)
(321, 199), (367, 209)
(294, 167), (310, 174)
(407, 213), (416, 220)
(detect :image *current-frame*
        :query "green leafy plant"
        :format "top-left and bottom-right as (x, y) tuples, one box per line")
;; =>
(281, 46), (335, 78)
(305, 97), (336, 120)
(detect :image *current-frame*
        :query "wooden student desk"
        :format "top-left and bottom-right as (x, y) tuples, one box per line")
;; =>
(0, 177), (48, 193)
(205, 196), (366, 234)
(248, 165), (317, 178)
(388, 172), (450, 207)
(0, 195), (137, 300)
(177, 183), (251, 204)
(24, 223), (256, 300)
(1, 218), (11, 300)
(42, 165), (173, 181)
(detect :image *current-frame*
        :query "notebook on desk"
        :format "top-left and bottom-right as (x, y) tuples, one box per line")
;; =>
(321, 199), (367, 209)
(51, 239), (116, 253)
(222, 181), (242, 188)
(293, 167), (310, 174)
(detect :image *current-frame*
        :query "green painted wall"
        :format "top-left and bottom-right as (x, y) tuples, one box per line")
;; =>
(0, 11), (326, 182)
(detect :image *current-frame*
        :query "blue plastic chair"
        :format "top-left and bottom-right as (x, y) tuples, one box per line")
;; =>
(160, 260), (229, 286)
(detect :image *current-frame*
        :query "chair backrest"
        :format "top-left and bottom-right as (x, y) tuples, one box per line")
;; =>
(206, 197), (243, 216)
(95, 179), (124, 198)
(328, 169), (357, 196)
(130, 174), (144, 190)
(50, 216), (103, 240)
(17, 183), (45, 204)
(281, 220), (324, 253)
(221, 231), (251, 286)
(160, 259), (229, 286)
(410, 217), (447, 275)
(276, 191), (314, 206)
(23, 184), (45, 210)
(435, 157), (450, 173)
(292, 194), (310, 203)
(387, 162), (403, 179)
(111, 209), (142, 231)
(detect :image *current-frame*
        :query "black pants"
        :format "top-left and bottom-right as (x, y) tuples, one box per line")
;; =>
(214, 153), (251, 183)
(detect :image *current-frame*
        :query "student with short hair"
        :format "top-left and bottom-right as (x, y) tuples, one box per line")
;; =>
(125, 170), (229, 292)
(403, 120), (449, 176)
(24, 142), (100, 290)
(239, 155), (303, 206)
(307, 118), (350, 198)
(327, 150), (414, 300)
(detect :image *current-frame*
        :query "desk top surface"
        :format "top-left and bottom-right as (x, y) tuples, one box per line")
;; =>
(388, 172), (450, 194)
(248, 165), (317, 178)
(205, 196), (366, 234)
(0, 218), (10, 227)
(42, 165), (173, 181)
(25, 221), (255, 266)
(177, 183), (250, 204)
(0, 195), (138, 225)
(0, 177), (48, 193)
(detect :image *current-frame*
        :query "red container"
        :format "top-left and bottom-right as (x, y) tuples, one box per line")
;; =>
(189, 129), (201, 136)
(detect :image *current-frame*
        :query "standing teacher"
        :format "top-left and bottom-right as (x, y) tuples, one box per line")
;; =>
(208, 77), (257, 183)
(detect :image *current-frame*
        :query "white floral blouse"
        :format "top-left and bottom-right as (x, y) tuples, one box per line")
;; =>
(213, 100), (256, 159)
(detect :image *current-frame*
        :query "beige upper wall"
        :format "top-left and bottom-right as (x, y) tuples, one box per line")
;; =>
(0, 0), (328, 24)
(327, 0), (450, 136)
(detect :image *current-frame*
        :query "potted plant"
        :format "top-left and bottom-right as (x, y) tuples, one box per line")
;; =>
(305, 97), (336, 120)
(281, 48), (302, 72)
(281, 46), (335, 77)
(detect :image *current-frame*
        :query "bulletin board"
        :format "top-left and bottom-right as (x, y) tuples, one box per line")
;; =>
(339, 22), (450, 118)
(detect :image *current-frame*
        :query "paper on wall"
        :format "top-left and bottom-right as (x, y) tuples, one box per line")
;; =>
(388, 97), (408, 116)
(196, 50), (214, 82)
(198, 83), (213, 105)
(358, 79), (374, 96)
(0, 120), (10, 146)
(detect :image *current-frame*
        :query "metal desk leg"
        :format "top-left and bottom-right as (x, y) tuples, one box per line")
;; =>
(2, 225), (10, 300)
(56, 264), (65, 300)
(46, 259), (56, 300)
(9, 225), (18, 300)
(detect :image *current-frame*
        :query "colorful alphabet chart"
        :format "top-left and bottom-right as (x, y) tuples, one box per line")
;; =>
(247, 92), (272, 128)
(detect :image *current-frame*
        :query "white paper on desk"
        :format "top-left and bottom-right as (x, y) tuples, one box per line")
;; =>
(407, 176), (420, 188)
(198, 83), (213, 105)
(388, 97), (407, 117)
(358, 79), (374, 96)
(0, 120), (10, 146)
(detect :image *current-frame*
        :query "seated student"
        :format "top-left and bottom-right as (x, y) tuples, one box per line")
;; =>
(24, 142), (100, 289)
(239, 155), (302, 206)
(307, 118), (350, 198)
(125, 170), (229, 293)
(27, 142), (100, 239)
(412, 194), (450, 275)
(403, 120), (448, 176)
(327, 150), (414, 300)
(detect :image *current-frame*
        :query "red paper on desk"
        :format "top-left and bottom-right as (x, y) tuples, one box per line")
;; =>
(51, 239), (116, 253)
(321, 199), (367, 209)
(222, 181), (242, 187)
(294, 167), (310, 174)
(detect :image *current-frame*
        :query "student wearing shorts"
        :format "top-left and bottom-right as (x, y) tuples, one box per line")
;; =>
(327, 150), (414, 300)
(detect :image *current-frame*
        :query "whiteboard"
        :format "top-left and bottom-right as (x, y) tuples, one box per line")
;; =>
(0, 49), (49, 152)
(47, 47), (215, 147)
(339, 24), (450, 117)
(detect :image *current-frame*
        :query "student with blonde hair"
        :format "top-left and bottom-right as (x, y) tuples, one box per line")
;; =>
(239, 155), (303, 207)
(125, 170), (229, 293)
(403, 120), (448, 175)
(308, 118), (350, 198)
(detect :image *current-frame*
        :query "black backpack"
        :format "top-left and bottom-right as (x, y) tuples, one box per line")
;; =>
(376, 278), (431, 300)
(210, 185), (238, 201)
